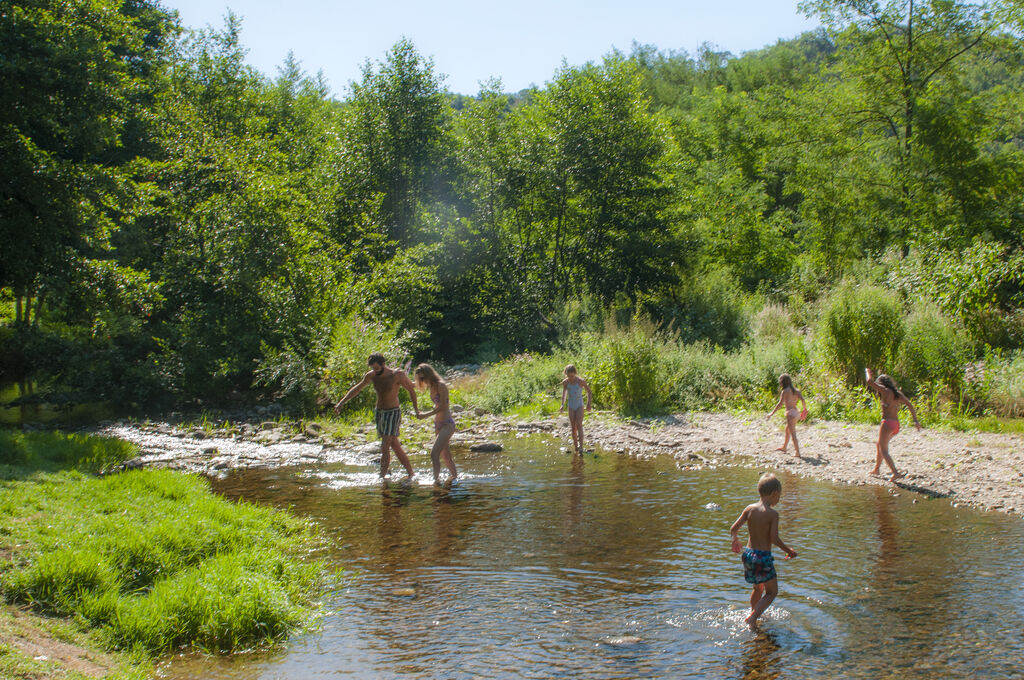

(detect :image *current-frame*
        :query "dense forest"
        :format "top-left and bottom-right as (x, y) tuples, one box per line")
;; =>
(2, 0), (1023, 416)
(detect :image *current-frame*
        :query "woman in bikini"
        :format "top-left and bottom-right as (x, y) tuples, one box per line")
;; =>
(414, 363), (458, 484)
(766, 374), (808, 457)
(865, 368), (921, 481)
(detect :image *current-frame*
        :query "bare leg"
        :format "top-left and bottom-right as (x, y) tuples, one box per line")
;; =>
(749, 583), (764, 612)
(389, 437), (414, 477)
(573, 407), (585, 451)
(430, 422), (456, 484)
(870, 423), (899, 477)
(568, 410), (580, 453)
(379, 438), (391, 478)
(787, 414), (800, 457)
(775, 420), (790, 452)
(745, 579), (778, 627)
(441, 444), (457, 480)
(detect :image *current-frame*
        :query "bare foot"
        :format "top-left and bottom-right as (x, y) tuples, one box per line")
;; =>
(868, 469), (881, 477)
(775, 446), (787, 452)
(793, 452), (801, 458)
(890, 470), (905, 481)
(744, 612), (759, 628)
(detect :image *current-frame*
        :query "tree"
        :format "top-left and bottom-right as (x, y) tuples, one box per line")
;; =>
(0, 0), (172, 324)
(347, 39), (447, 251)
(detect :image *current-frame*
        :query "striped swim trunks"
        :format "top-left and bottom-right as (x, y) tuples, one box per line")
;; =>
(374, 407), (401, 438)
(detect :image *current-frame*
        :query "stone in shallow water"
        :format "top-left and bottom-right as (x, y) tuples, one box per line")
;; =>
(470, 441), (503, 452)
(601, 636), (641, 646)
(391, 588), (417, 597)
(703, 502), (722, 511)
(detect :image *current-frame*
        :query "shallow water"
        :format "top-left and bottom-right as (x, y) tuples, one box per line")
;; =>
(163, 434), (1024, 679)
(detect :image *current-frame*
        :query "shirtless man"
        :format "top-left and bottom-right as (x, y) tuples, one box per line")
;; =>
(334, 353), (419, 478)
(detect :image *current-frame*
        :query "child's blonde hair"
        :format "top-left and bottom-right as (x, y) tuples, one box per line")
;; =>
(757, 472), (782, 497)
(564, 364), (577, 376)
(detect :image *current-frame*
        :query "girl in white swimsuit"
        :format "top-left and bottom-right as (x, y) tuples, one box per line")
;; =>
(560, 364), (592, 454)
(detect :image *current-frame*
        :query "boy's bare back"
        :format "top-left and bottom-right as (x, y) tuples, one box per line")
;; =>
(737, 501), (779, 552)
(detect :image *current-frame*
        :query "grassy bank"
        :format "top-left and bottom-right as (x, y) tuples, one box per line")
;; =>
(0, 430), (322, 672)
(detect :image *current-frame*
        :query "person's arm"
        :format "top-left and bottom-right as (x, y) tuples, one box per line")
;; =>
(864, 368), (885, 396)
(397, 371), (419, 414)
(766, 391), (783, 419)
(582, 378), (593, 411)
(798, 390), (809, 420)
(902, 396), (922, 430)
(559, 380), (568, 412)
(417, 383), (449, 419)
(334, 372), (373, 413)
(730, 507), (749, 553)
(770, 513), (797, 558)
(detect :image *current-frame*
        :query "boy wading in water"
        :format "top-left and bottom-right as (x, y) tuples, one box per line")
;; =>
(865, 368), (921, 481)
(559, 365), (592, 454)
(731, 473), (797, 628)
(413, 363), (458, 485)
(766, 374), (808, 457)
(334, 353), (419, 479)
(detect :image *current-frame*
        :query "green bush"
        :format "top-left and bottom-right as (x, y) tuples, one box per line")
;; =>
(818, 284), (905, 385)
(469, 352), (568, 413)
(984, 351), (1024, 417)
(589, 318), (667, 414)
(894, 303), (971, 398)
(316, 313), (418, 410)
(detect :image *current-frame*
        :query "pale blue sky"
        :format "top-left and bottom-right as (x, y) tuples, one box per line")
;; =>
(162, 0), (821, 96)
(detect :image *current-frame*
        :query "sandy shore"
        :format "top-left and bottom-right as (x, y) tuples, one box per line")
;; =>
(483, 411), (1023, 517)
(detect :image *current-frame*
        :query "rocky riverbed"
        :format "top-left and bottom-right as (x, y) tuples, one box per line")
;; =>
(97, 410), (1023, 516)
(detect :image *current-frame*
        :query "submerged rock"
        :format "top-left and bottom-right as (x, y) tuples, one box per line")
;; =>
(470, 442), (503, 452)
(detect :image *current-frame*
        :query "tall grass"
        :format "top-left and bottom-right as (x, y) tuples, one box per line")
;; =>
(459, 287), (1024, 430)
(0, 433), (321, 655)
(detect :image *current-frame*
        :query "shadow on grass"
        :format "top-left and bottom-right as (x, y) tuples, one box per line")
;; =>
(0, 429), (138, 480)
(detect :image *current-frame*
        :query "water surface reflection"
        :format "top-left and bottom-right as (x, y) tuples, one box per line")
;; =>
(164, 434), (1024, 679)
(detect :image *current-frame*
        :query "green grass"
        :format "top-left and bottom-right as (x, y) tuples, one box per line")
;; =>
(0, 431), (322, 657)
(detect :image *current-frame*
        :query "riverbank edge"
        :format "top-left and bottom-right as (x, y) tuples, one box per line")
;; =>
(0, 604), (146, 679)
(0, 431), (326, 680)
(474, 410), (1024, 517)
(94, 405), (1024, 518)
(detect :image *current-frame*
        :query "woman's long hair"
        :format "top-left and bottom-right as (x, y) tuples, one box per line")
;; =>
(779, 374), (793, 390)
(414, 363), (443, 388)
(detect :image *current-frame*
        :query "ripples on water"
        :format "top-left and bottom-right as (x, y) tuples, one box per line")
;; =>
(163, 434), (1024, 679)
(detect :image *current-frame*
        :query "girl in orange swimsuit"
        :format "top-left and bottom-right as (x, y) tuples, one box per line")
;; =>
(865, 368), (922, 481)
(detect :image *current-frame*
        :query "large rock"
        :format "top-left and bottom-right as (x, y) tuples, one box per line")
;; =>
(469, 441), (503, 452)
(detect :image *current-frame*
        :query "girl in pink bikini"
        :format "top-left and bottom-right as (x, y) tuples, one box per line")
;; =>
(865, 368), (921, 480)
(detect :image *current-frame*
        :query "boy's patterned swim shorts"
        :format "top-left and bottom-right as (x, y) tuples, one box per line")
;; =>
(742, 547), (777, 584)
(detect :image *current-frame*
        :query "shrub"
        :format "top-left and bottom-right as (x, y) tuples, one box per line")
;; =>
(893, 303), (971, 398)
(818, 284), (905, 385)
(589, 318), (667, 414)
(985, 352), (1024, 417)
(468, 352), (568, 413)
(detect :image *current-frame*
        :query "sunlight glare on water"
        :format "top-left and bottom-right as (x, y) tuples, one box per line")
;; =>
(163, 434), (1024, 679)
